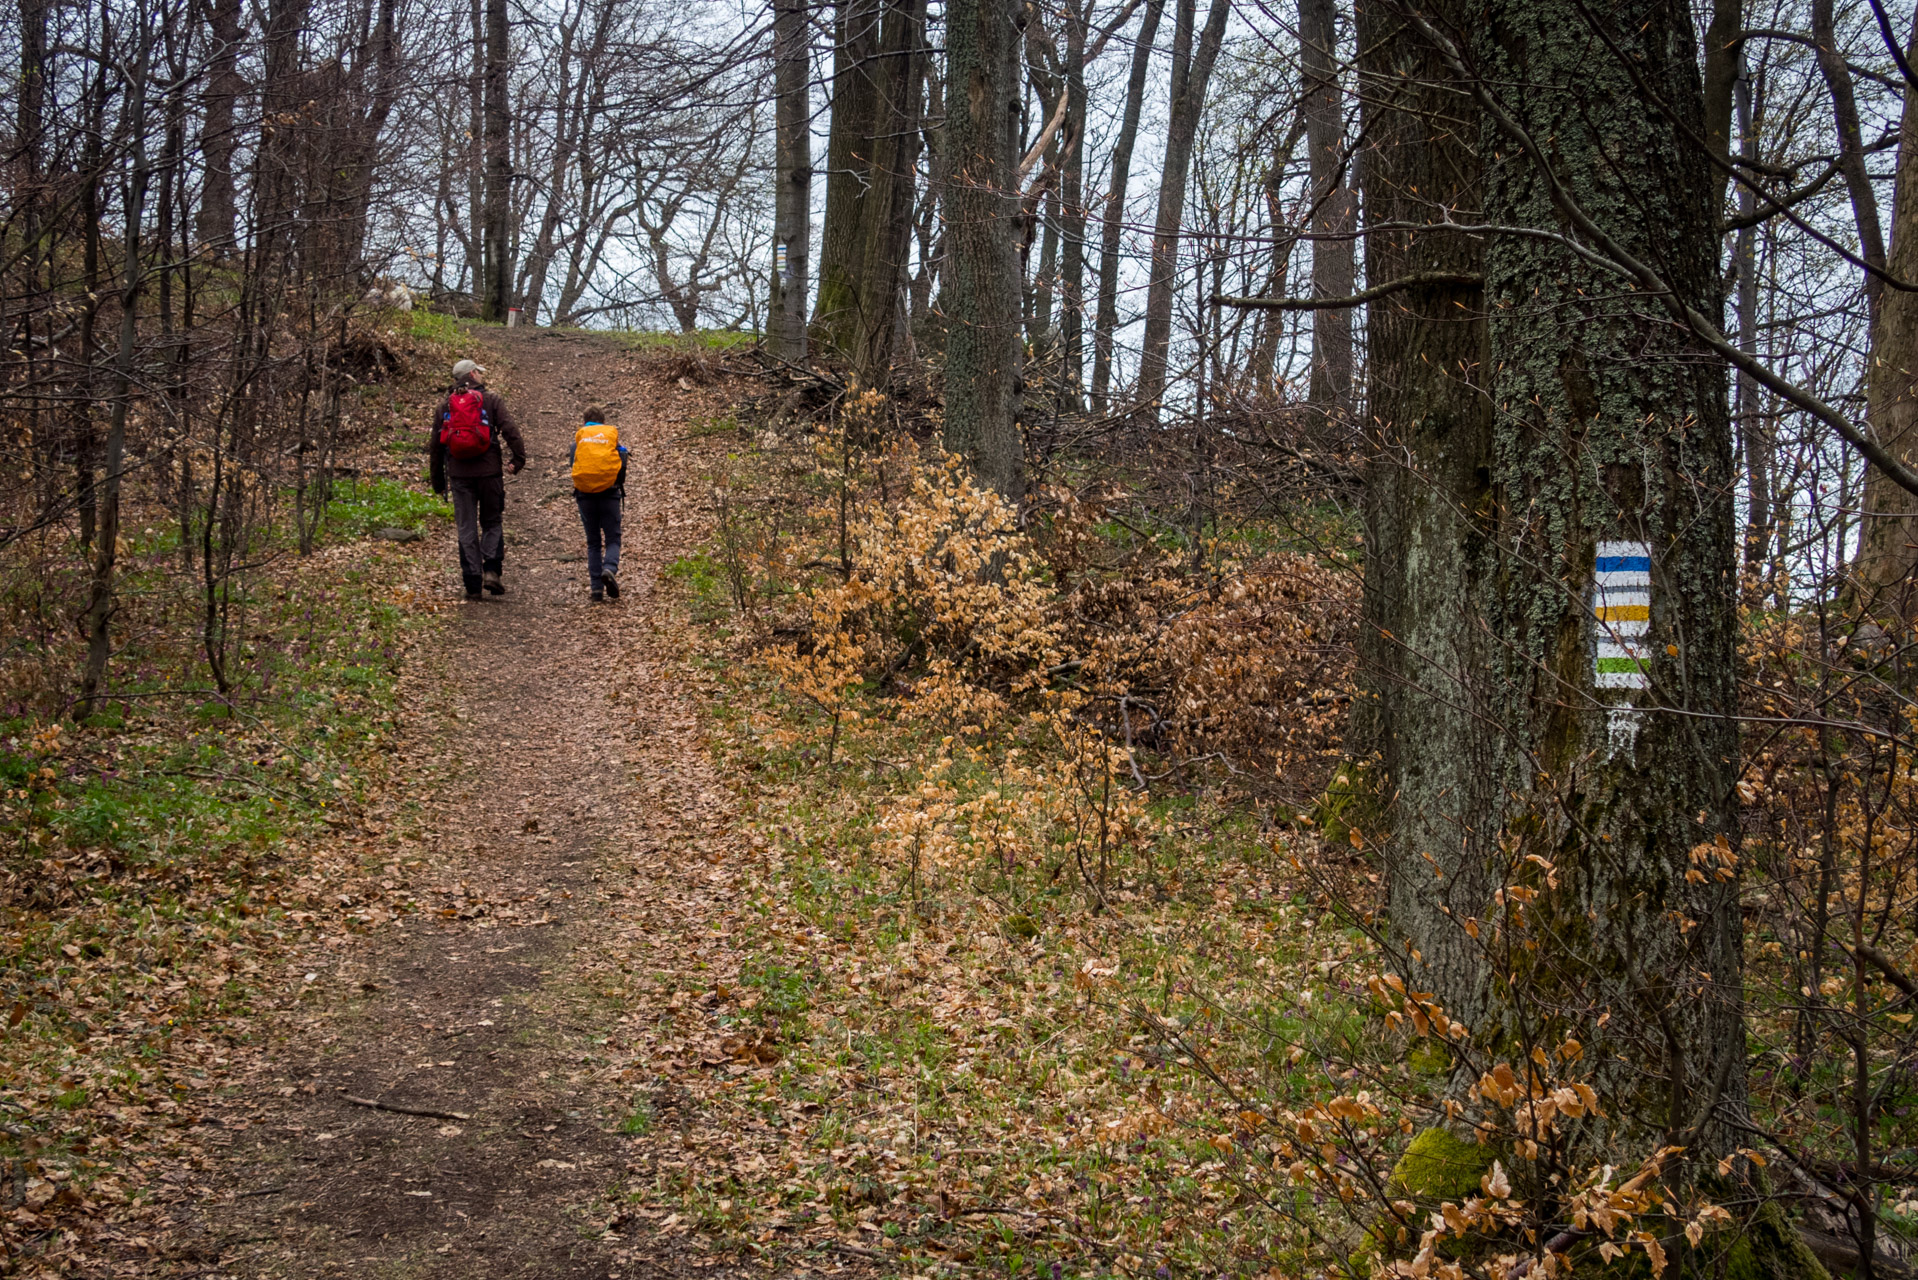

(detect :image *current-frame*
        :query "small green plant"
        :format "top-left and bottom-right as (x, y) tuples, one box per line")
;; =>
(687, 413), (743, 439)
(740, 959), (812, 1024)
(611, 329), (754, 352)
(405, 308), (467, 344)
(617, 1101), (655, 1135)
(664, 553), (730, 623)
(325, 477), (450, 539)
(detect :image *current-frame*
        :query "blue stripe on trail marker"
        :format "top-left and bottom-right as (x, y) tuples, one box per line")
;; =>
(1593, 541), (1654, 712)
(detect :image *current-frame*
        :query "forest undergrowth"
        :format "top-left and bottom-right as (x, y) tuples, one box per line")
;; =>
(628, 384), (1918, 1280)
(618, 388), (1433, 1279)
(0, 309), (462, 1269)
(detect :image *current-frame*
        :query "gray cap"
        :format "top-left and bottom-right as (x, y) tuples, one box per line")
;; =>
(452, 359), (487, 381)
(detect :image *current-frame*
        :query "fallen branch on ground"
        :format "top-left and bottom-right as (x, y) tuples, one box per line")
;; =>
(340, 1094), (472, 1122)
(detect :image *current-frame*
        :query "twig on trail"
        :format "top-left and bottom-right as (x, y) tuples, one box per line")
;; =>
(340, 1094), (472, 1122)
(827, 1241), (889, 1261)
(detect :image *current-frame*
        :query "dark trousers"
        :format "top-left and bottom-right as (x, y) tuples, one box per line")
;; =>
(449, 474), (505, 590)
(574, 489), (622, 589)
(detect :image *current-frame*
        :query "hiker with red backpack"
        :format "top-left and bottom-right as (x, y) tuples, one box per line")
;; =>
(430, 359), (527, 600)
(570, 407), (627, 602)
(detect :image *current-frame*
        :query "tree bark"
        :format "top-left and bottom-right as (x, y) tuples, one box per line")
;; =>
(770, 0), (812, 363)
(255, 0), (312, 263)
(1701, 0), (1741, 216)
(1393, 0), (1748, 1163)
(18, 0), (49, 508)
(194, 0), (244, 251)
(815, 0), (884, 348)
(1810, 0), (1887, 327)
(1852, 15), (1918, 611)
(1133, 0), (1228, 420)
(1057, 0), (1088, 405)
(481, 0), (513, 320)
(1302, 0), (1355, 420)
(1090, 0), (1164, 413)
(1351, 0), (1492, 1027)
(814, 0), (927, 380)
(1734, 53), (1774, 585)
(1245, 112), (1308, 395)
(942, 0), (1025, 497)
(80, 15), (156, 717)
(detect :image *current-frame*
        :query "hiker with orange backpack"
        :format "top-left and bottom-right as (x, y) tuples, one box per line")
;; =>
(430, 359), (527, 600)
(570, 407), (627, 602)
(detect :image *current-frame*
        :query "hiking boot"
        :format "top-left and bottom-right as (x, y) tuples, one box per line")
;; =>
(482, 569), (504, 595)
(590, 587), (604, 602)
(463, 574), (483, 600)
(602, 572), (619, 600)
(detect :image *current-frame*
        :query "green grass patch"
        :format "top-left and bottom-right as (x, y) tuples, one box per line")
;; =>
(326, 476), (451, 539)
(405, 307), (469, 344)
(609, 328), (755, 352)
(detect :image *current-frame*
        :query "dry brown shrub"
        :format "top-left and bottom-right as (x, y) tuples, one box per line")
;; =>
(1047, 538), (1359, 798)
(1151, 554), (1358, 796)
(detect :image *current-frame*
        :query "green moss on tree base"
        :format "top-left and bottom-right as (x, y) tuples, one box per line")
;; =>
(1310, 757), (1385, 846)
(1367, 1128), (1500, 1264)
(1708, 1199), (1831, 1280)
(1389, 1126), (1497, 1202)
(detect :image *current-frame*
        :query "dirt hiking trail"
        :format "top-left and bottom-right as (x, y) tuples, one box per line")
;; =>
(170, 330), (786, 1279)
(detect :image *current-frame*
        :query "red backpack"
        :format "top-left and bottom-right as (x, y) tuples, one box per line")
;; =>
(439, 389), (493, 459)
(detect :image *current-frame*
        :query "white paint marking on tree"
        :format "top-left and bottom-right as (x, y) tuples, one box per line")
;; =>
(1593, 540), (1651, 758)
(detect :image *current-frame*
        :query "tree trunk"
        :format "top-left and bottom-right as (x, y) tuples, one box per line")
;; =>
(1133, 0), (1228, 420)
(80, 15), (156, 717)
(911, 60), (944, 337)
(481, 0), (512, 321)
(1057, 1), (1088, 406)
(847, 0), (928, 379)
(255, 0), (312, 263)
(1351, 0), (1492, 1024)
(769, 0), (812, 364)
(194, 0), (244, 251)
(1089, 0), (1164, 413)
(73, 53), (110, 553)
(1852, 16), (1918, 612)
(18, 0), (49, 507)
(1302, 0), (1354, 420)
(1700, 0), (1741, 215)
(1244, 111), (1307, 395)
(1734, 54), (1774, 586)
(1810, 0), (1886, 327)
(468, 0), (485, 298)
(333, 0), (402, 285)
(1389, 0), (1748, 1168)
(941, 0), (1024, 497)
(815, 0), (884, 348)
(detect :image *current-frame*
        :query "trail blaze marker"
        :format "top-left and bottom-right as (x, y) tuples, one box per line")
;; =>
(1593, 540), (1650, 757)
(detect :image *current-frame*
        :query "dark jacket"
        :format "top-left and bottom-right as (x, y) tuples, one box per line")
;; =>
(429, 378), (526, 492)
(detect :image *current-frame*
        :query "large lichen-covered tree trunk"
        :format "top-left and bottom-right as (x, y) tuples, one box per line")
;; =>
(1353, 0), (1495, 1034)
(1468, 0), (1746, 1160)
(1369, 0), (1747, 1172)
